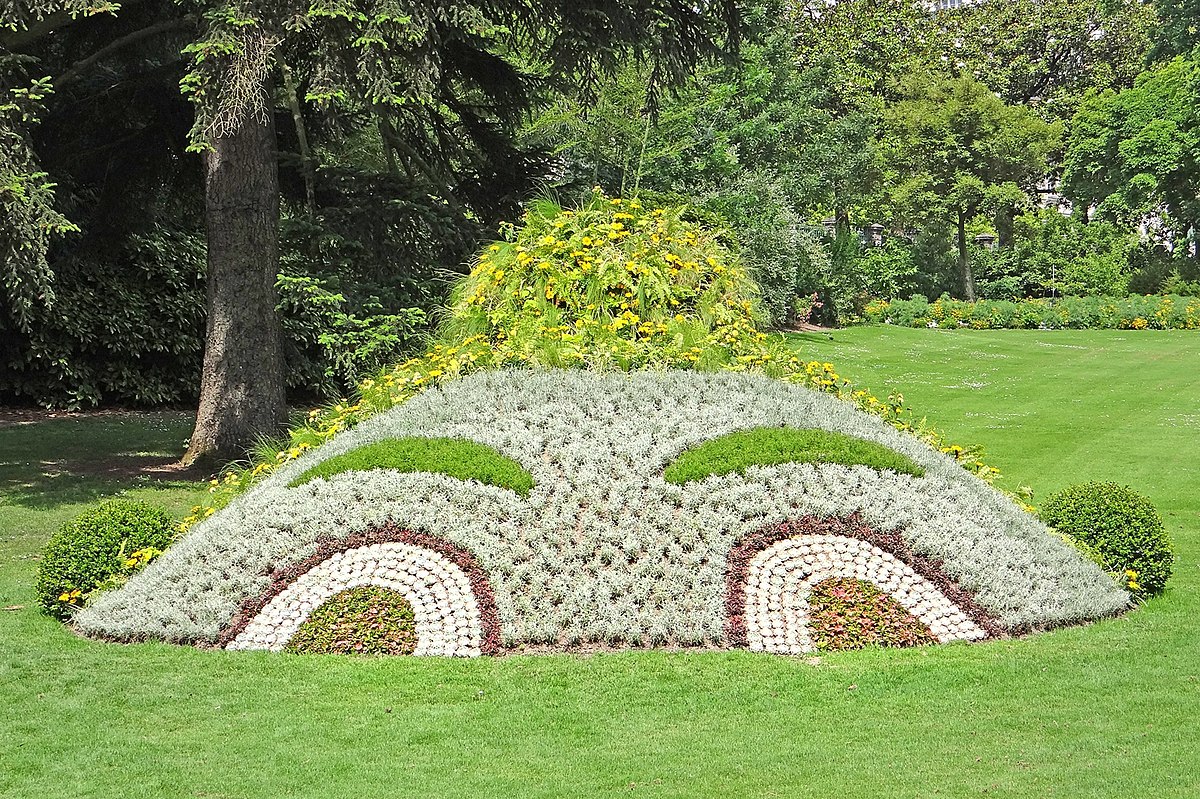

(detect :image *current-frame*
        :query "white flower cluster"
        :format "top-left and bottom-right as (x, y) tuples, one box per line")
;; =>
(76, 369), (1130, 650)
(745, 535), (987, 654)
(228, 542), (482, 656)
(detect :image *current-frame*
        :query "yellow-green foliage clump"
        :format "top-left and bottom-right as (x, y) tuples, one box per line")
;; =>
(183, 191), (988, 530)
(441, 194), (778, 370)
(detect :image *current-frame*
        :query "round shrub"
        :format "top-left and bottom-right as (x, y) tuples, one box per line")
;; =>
(36, 499), (176, 620)
(284, 586), (418, 655)
(1040, 482), (1173, 597)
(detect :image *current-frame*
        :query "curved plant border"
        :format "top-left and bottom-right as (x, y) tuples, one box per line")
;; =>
(218, 522), (503, 655)
(724, 514), (1006, 647)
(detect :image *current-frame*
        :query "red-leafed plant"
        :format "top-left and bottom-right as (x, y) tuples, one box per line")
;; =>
(808, 577), (937, 651)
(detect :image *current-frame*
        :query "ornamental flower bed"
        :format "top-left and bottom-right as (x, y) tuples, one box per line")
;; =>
(864, 294), (1200, 330)
(75, 369), (1128, 654)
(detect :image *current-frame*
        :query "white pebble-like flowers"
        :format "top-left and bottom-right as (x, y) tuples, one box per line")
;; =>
(744, 535), (986, 654)
(228, 542), (483, 656)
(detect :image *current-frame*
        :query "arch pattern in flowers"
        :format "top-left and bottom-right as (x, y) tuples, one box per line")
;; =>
(726, 515), (1005, 654)
(221, 525), (501, 657)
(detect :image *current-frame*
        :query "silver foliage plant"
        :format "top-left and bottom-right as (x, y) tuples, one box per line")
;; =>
(75, 369), (1130, 647)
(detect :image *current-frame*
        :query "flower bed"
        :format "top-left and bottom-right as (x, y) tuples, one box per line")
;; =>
(76, 370), (1127, 654)
(725, 515), (1004, 654)
(863, 295), (1200, 330)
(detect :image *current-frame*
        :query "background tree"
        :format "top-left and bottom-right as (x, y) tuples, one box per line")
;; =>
(171, 0), (743, 466)
(932, 0), (1156, 121)
(883, 73), (1063, 300)
(1063, 57), (1200, 258)
(1151, 0), (1200, 58)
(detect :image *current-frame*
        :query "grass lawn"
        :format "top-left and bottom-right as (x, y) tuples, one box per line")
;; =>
(1, 328), (1197, 798)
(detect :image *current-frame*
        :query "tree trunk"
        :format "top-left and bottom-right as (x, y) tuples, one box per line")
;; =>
(182, 107), (287, 468)
(958, 206), (976, 301)
(996, 204), (1016, 249)
(281, 63), (317, 218)
(834, 204), (851, 239)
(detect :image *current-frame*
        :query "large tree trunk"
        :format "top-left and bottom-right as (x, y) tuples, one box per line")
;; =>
(182, 108), (286, 468)
(957, 206), (976, 302)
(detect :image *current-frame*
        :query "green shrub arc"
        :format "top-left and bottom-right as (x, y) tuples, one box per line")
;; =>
(663, 426), (925, 484)
(289, 436), (535, 496)
(284, 586), (418, 656)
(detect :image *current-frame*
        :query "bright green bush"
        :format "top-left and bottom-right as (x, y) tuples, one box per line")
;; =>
(290, 437), (534, 496)
(974, 210), (1137, 299)
(284, 586), (418, 655)
(664, 427), (924, 484)
(864, 294), (1200, 330)
(36, 499), (176, 619)
(1040, 482), (1173, 597)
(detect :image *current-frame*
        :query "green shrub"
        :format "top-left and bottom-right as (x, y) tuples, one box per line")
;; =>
(973, 210), (1136, 299)
(1040, 482), (1173, 597)
(683, 174), (832, 328)
(284, 586), (418, 655)
(290, 437), (535, 496)
(663, 427), (924, 484)
(36, 499), (176, 619)
(863, 295), (1200, 330)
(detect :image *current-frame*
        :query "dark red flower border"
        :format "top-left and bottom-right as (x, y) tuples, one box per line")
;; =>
(724, 514), (1005, 647)
(217, 522), (503, 655)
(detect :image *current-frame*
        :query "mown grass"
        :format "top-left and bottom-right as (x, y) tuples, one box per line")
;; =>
(1, 329), (1197, 798)
(663, 427), (924, 484)
(290, 437), (534, 495)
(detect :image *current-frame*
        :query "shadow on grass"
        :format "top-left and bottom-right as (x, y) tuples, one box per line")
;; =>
(0, 411), (209, 510)
(0, 464), (206, 510)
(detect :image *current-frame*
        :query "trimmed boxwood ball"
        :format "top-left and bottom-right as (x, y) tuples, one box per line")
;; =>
(289, 437), (534, 496)
(1040, 482), (1173, 597)
(284, 586), (418, 655)
(664, 427), (924, 484)
(36, 499), (176, 620)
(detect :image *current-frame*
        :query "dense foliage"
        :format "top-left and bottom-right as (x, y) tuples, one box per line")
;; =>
(1040, 482), (1174, 597)
(290, 437), (534, 496)
(864, 294), (1200, 330)
(4, 0), (1198, 414)
(283, 586), (418, 656)
(35, 499), (175, 620)
(663, 427), (924, 484)
(972, 210), (1139, 299)
(185, 193), (1000, 531)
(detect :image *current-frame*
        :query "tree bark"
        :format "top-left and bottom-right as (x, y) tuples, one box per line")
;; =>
(957, 206), (976, 301)
(182, 106), (287, 468)
(834, 204), (851, 239)
(281, 62), (316, 217)
(996, 204), (1017, 249)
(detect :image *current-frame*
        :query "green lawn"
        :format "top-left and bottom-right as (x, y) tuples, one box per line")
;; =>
(1, 329), (1197, 798)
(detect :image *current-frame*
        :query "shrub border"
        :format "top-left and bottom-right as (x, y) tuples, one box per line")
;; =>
(218, 522), (503, 654)
(724, 514), (1006, 647)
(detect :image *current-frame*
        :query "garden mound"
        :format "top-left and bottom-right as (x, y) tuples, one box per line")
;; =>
(75, 369), (1128, 655)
